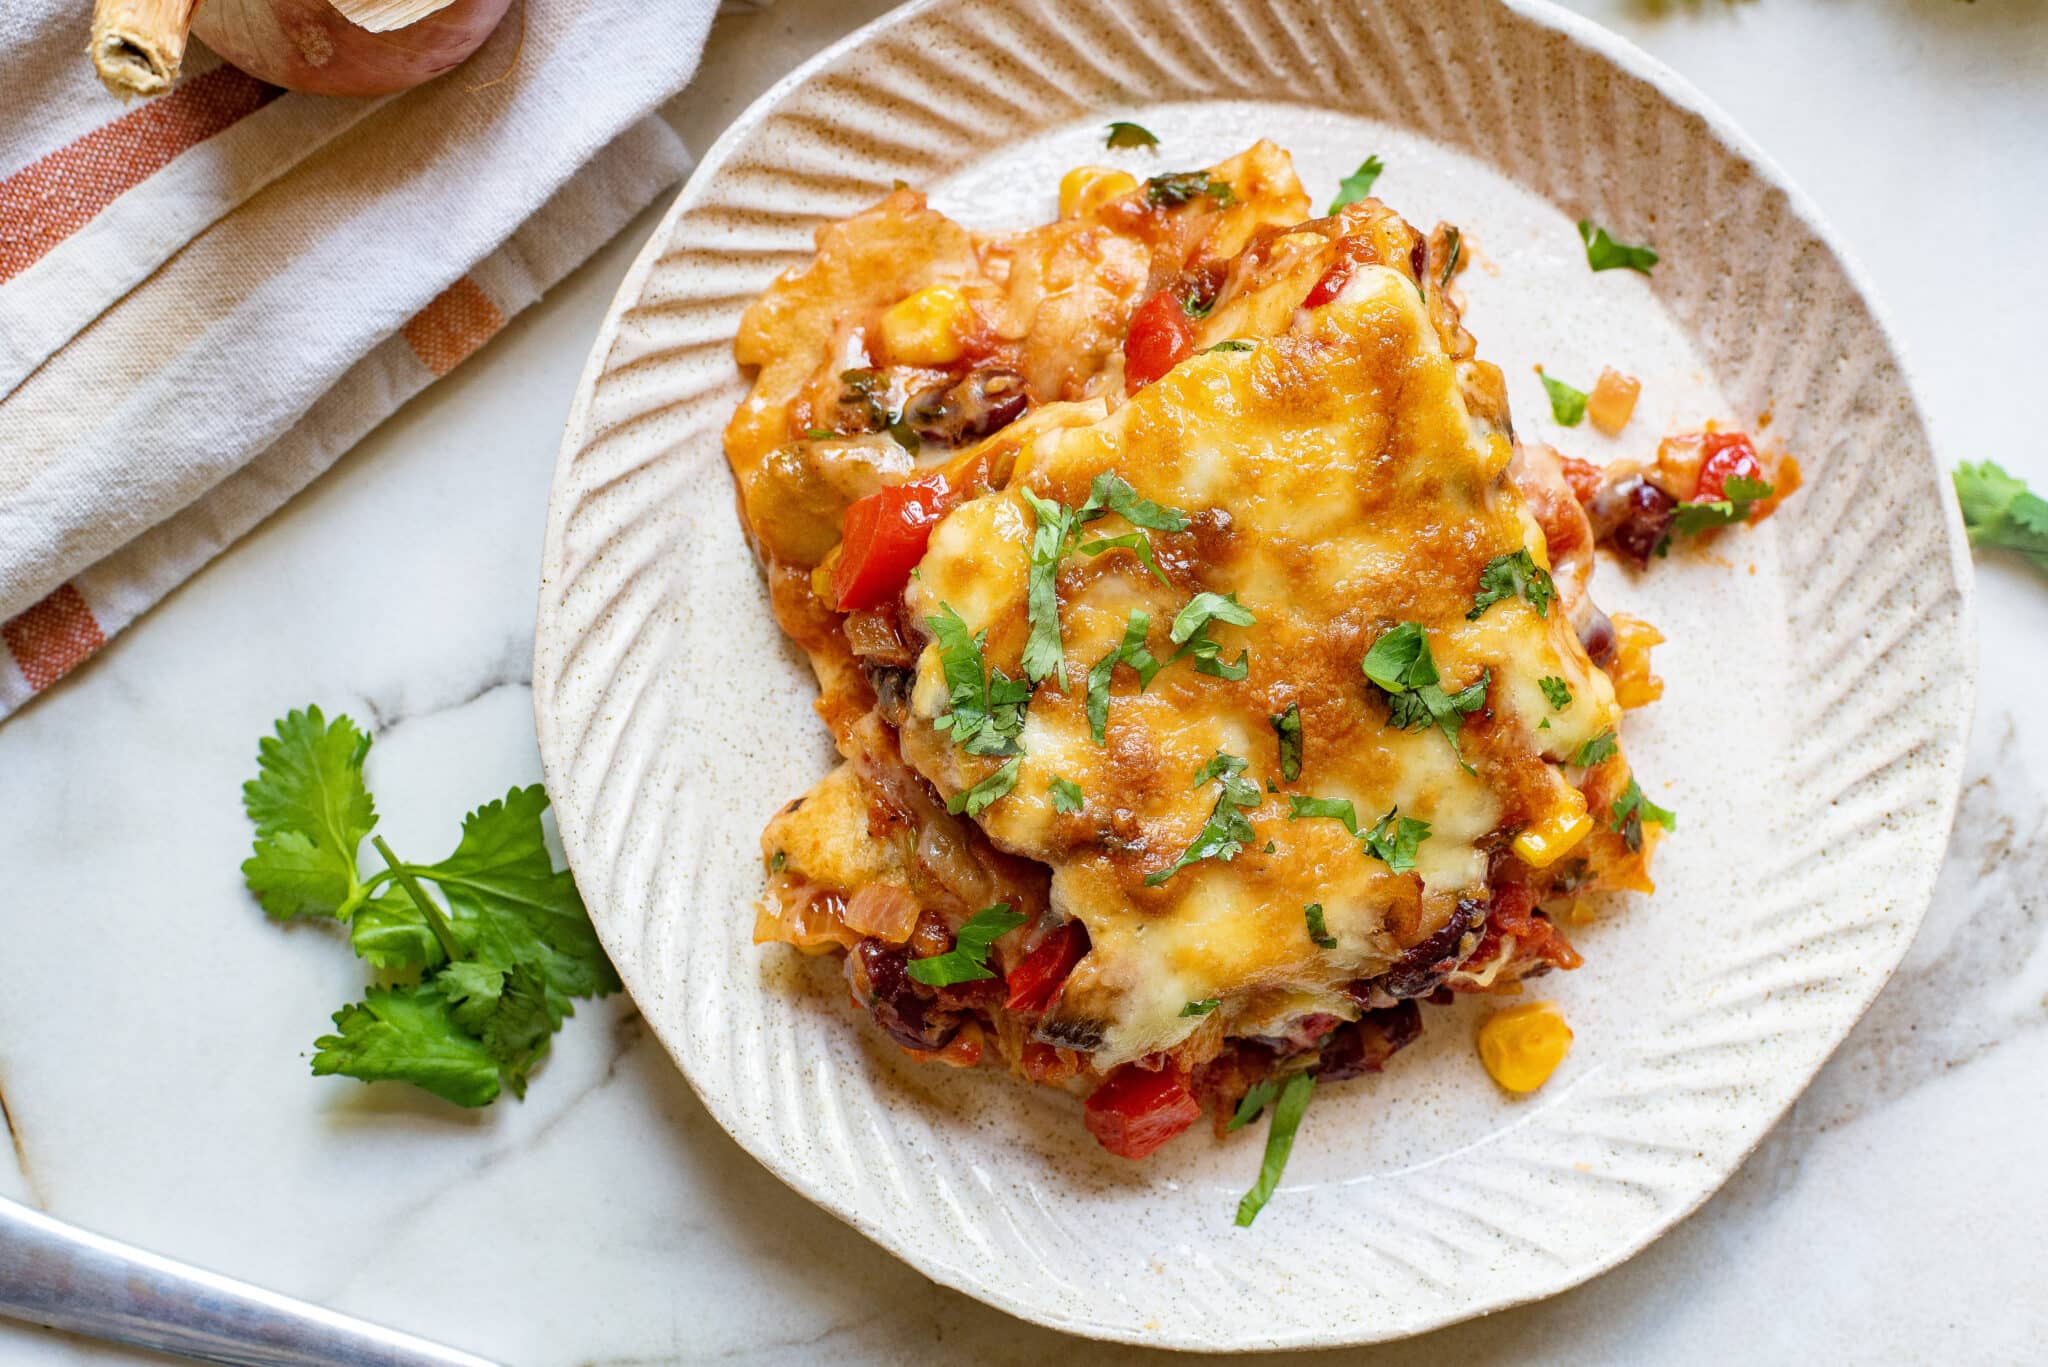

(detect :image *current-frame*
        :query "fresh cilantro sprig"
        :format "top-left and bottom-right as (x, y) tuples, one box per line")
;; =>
(1105, 121), (1159, 150)
(1362, 623), (1489, 765)
(1236, 1070), (1314, 1226)
(1469, 550), (1556, 620)
(1328, 155), (1383, 214)
(1021, 475), (1190, 687)
(1539, 369), (1588, 426)
(1610, 776), (1676, 853)
(907, 903), (1027, 986)
(1145, 752), (1262, 886)
(1955, 462), (2048, 577)
(1577, 219), (1659, 274)
(1669, 475), (1774, 540)
(927, 604), (1030, 756)
(242, 707), (618, 1108)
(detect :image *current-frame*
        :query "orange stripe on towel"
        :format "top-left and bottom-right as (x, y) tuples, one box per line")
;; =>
(401, 276), (505, 377)
(0, 66), (282, 284)
(2, 584), (106, 692)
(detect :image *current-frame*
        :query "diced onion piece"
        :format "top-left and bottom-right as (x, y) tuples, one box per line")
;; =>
(843, 882), (922, 943)
(1585, 369), (1641, 436)
(1477, 1001), (1573, 1093)
(753, 890), (861, 955)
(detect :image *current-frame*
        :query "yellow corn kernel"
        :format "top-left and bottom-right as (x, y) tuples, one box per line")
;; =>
(1058, 166), (1138, 219)
(1609, 612), (1665, 709)
(1512, 803), (1593, 869)
(1586, 367), (1641, 436)
(880, 284), (974, 366)
(1478, 1001), (1573, 1093)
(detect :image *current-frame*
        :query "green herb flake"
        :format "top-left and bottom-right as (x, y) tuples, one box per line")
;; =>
(803, 427), (834, 440)
(1539, 369), (1588, 427)
(1049, 777), (1085, 814)
(1669, 475), (1775, 539)
(1086, 610), (1162, 744)
(1169, 591), (1256, 681)
(1328, 155), (1384, 214)
(906, 903), (1029, 986)
(1286, 794), (1359, 836)
(1577, 219), (1659, 274)
(1609, 776), (1677, 853)
(1236, 1070), (1314, 1226)
(1303, 902), (1338, 949)
(1362, 624), (1489, 763)
(926, 604), (1032, 757)
(1205, 339), (1256, 353)
(1440, 225), (1463, 286)
(1955, 461), (2048, 578)
(769, 850), (787, 874)
(1181, 998), (1222, 1017)
(1539, 676), (1573, 710)
(1077, 471), (1190, 532)
(1105, 120), (1159, 150)
(1226, 1077), (1280, 1132)
(1019, 489), (1079, 687)
(1145, 753), (1262, 886)
(1571, 730), (1619, 768)
(1363, 807), (1431, 874)
(1468, 549), (1557, 620)
(1147, 171), (1234, 208)
(1270, 703), (1303, 782)
(946, 757), (1022, 817)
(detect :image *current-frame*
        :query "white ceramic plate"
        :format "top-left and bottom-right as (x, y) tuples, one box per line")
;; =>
(534, 0), (1973, 1348)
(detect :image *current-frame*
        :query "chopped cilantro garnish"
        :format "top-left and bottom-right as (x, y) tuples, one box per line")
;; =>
(1669, 475), (1775, 540)
(1304, 902), (1338, 949)
(1019, 488), (1080, 688)
(803, 427), (834, 440)
(1086, 610), (1162, 744)
(1169, 591), (1256, 680)
(906, 903), (1027, 986)
(1146, 172), (1234, 207)
(1577, 219), (1659, 274)
(1049, 776), (1085, 814)
(1145, 752), (1261, 886)
(1077, 471), (1189, 532)
(1469, 549), (1556, 620)
(1227, 1076), (1279, 1132)
(1363, 623), (1489, 763)
(1270, 703), (1303, 782)
(1205, 339), (1256, 353)
(1539, 676), (1573, 710)
(926, 604), (1030, 756)
(1539, 369), (1588, 427)
(1440, 226), (1462, 286)
(1076, 530), (1169, 583)
(1181, 998), (1221, 1017)
(1328, 155), (1383, 214)
(1236, 1070), (1314, 1226)
(1609, 776), (1676, 852)
(946, 757), (1021, 817)
(1363, 807), (1431, 874)
(1105, 120), (1159, 150)
(1571, 730), (1618, 768)
(1955, 461), (2048, 578)
(1286, 794), (1359, 835)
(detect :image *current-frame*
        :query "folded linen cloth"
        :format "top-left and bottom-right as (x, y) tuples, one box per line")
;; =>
(0, 0), (722, 719)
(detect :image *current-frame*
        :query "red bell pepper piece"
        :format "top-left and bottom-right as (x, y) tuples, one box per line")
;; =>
(1004, 921), (1089, 1013)
(1083, 1063), (1202, 1159)
(831, 477), (946, 611)
(1123, 289), (1196, 393)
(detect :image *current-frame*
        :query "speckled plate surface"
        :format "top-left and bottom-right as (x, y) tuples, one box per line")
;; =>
(533, 0), (1972, 1349)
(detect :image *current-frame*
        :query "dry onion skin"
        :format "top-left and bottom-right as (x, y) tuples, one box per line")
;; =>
(89, 0), (514, 99)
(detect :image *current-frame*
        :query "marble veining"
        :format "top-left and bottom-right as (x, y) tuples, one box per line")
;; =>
(0, 0), (2043, 1362)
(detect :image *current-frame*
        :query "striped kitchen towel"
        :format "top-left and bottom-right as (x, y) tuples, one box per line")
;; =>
(0, 0), (722, 719)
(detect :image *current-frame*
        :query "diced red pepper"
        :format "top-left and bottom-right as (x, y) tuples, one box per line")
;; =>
(1558, 454), (1604, 508)
(1083, 1063), (1203, 1159)
(1004, 921), (1089, 1012)
(1693, 432), (1763, 503)
(1123, 289), (1196, 393)
(831, 477), (946, 611)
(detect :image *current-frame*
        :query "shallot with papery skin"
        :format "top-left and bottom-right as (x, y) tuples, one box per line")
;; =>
(89, 0), (513, 100)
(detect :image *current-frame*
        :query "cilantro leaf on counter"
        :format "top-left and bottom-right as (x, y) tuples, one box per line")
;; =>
(1955, 462), (2048, 577)
(1539, 370), (1588, 427)
(243, 708), (617, 1108)
(1105, 120), (1159, 150)
(1236, 1070), (1315, 1226)
(1270, 703), (1303, 782)
(1469, 549), (1556, 620)
(1577, 219), (1659, 274)
(906, 903), (1027, 986)
(1328, 155), (1384, 214)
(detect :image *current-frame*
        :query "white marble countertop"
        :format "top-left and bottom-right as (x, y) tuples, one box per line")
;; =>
(3, 1), (2044, 1362)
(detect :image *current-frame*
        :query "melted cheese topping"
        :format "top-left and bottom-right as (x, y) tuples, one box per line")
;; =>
(900, 267), (1621, 1065)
